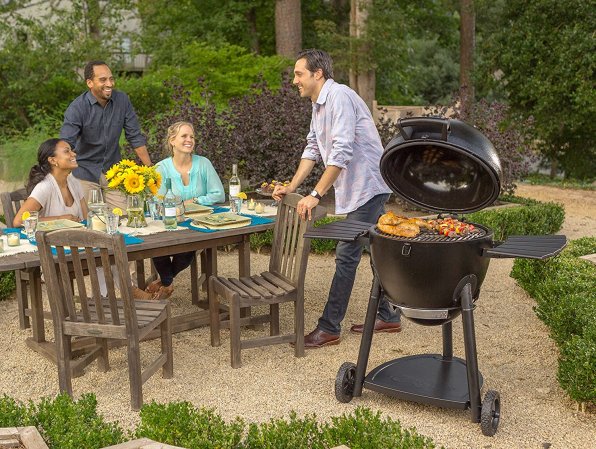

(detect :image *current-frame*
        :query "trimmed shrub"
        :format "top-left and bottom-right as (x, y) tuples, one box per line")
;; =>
(136, 401), (244, 449)
(241, 412), (324, 449)
(511, 237), (596, 403)
(0, 393), (124, 449)
(467, 195), (565, 240)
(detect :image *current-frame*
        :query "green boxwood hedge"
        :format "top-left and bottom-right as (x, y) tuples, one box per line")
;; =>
(0, 394), (437, 449)
(511, 237), (596, 404)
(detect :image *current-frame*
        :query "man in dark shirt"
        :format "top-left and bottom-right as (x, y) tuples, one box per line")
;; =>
(60, 60), (153, 209)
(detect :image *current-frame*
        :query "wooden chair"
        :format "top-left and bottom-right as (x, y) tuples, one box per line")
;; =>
(1, 188), (36, 329)
(208, 193), (325, 368)
(37, 228), (173, 410)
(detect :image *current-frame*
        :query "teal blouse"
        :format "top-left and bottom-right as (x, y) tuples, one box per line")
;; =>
(156, 155), (225, 205)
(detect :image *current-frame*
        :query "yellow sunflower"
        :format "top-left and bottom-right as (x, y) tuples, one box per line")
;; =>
(105, 166), (118, 180)
(123, 172), (146, 194)
(108, 175), (123, 189)
(119, 159), (136, 168)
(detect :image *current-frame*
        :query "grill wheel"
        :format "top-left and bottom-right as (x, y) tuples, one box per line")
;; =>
(335, 362), (357, 403)
(481, 390), (501, 436)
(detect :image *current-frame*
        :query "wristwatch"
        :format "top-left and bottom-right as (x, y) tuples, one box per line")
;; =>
(310, 189), (322, 200)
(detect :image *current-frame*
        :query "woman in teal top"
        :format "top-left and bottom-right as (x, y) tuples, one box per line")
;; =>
(148, 121), (225, 299)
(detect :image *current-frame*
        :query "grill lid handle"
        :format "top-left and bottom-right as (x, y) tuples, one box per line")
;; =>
(398, 117), (450, 142)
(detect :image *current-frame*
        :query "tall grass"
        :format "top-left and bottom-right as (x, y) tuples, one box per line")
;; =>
(0, 128), (54, 182)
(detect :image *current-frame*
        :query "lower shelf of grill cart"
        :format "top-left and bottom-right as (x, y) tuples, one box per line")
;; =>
(364, 354), (483, 409)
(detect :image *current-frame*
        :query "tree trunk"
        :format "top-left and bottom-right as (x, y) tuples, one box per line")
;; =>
(275, 0), (302, 58)
(86, 0), (101, 41)
(349, 0), (375, 111)
(459, 0), (475, 119)
(246, 6), (260, 54)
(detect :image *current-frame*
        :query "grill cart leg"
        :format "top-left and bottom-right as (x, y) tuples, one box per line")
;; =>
(442, 321), (453, 360)
(461, 281), (482, 423)
(352, 275), (383, 397)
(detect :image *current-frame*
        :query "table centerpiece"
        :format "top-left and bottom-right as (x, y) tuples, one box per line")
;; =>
(106, 159), (162, 228)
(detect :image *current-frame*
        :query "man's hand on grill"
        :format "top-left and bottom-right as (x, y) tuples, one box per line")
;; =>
(297, 196), (319, 221)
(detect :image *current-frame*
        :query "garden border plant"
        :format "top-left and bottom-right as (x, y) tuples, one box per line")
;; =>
(0, 393), (439, 449)
(510, 237), (596, 407)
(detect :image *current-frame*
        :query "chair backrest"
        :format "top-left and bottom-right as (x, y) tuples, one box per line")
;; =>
(269, 193), (325, 287)
(1, 188), (27, 228)
(37, 229), (138, 331)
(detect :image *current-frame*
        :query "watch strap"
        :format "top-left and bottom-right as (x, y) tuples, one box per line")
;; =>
(310, 189), (322, 200)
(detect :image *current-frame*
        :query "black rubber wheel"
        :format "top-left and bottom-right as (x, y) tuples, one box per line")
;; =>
(335, 362), (357, 403)
(481, 390), (501, 436)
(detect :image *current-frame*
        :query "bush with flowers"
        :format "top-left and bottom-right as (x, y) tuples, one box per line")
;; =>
(105, 159), (162, 197)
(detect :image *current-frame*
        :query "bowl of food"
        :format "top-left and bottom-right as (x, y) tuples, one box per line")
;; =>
(256, 180), (290, 197)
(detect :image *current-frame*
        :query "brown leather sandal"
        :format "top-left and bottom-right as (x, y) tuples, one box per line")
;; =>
(145, 279), (163, 294)
(132, 286), (159, 301)
(155, 284), (174, 300)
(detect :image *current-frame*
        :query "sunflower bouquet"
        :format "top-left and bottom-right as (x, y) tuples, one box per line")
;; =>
(106, 159), (162, 197)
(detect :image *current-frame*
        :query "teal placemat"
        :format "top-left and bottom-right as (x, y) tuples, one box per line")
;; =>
(179, 214), (274, 233)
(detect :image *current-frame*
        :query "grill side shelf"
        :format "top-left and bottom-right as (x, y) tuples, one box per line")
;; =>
(484, 235), (567, 259)
(303, 219), (372, 242)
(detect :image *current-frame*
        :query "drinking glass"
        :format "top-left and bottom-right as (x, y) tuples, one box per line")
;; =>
(105, 212), (120, 235)
(229, 196), (243, 214)
(147, 196), (161, 220)
(88, 188), (105, 213)
(23, 211), (39, 241)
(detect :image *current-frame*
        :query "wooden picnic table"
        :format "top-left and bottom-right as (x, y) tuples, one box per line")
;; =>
(0, 221), (275, 365)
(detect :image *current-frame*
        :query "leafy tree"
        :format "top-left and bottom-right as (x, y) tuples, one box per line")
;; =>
(0, 0), (134, 135)
(479, 0), (596, 179)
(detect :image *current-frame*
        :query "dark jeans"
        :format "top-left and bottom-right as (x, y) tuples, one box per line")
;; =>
(317, 193), (400, 335)
(152, 252), (195, 286)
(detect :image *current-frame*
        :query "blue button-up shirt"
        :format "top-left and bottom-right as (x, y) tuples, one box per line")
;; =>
(301, 79), (391, 214)
(60, 90), (147, 183)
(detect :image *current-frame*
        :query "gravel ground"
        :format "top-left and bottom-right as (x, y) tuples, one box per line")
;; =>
(1, 184), (594, 448)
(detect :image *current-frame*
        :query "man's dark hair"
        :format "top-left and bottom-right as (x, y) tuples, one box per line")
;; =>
(84, 60), (108, 81)
(297, 49), (334, 80)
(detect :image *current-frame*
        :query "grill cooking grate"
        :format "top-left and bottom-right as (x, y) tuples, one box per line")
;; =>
(376, 226), (487, 242)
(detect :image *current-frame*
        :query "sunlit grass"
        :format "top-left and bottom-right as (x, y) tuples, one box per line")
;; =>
(522, 173), (595, 190)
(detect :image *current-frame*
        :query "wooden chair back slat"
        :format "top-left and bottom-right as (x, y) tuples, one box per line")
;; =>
(1, 188), (27, 227)
(70, 248), (91, 322)
(270, 194), (318, 286)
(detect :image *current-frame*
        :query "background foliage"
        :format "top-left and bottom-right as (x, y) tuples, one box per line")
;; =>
(479, 0), (596, 179)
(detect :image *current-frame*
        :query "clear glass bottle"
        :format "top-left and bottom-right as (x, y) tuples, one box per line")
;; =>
(163, 178), (178, 230)
(229, 163), (241, 199)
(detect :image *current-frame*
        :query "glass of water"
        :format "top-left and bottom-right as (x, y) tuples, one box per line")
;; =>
(229, 196), (243, 214)
(23, 211), (39, 242)
(147, 195), (161, 220)
(105, 212), (120, 235)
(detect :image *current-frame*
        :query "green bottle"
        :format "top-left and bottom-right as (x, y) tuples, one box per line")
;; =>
(163, 178), (177, 230)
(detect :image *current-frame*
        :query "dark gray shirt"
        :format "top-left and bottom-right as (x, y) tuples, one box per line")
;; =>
(60, 90), (147, 183)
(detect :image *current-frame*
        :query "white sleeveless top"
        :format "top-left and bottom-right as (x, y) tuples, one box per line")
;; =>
(30, 173), (85, 220)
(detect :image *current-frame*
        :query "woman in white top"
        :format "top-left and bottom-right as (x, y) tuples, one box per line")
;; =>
(14, 138), (87, 226)
(14, 138), (155, 299)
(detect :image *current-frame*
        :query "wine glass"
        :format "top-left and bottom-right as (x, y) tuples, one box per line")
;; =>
(87, 188), (105, 213)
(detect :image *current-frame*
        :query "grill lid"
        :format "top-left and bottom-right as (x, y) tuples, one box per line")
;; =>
(380, 117), (502, 214)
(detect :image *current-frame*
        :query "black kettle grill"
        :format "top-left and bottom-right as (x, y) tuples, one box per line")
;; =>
(304, 117), (567, 436)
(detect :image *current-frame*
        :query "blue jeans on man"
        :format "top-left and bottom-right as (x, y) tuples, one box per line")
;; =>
(317, 193), (400, 335)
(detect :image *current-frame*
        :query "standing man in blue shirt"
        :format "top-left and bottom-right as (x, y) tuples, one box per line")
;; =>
(273, 49), (401, 349)
(60, 60), (153, 209)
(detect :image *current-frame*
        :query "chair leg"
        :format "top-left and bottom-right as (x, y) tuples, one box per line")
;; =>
(191, 251), (199, 305)
(208, 277), (221, 347)
(294, 295), (305, 357)
(161, 304), (173, 379)
(230, 295), (242, 368)
(127, 338), (143, 411)
(270, 303), (280, 336)
(16, 270), (30, 329)
(96, 338), (110, 372)
(56, 333), (74, 396)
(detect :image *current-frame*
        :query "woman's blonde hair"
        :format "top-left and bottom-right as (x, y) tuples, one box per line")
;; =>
(163, 121), (194, 157)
